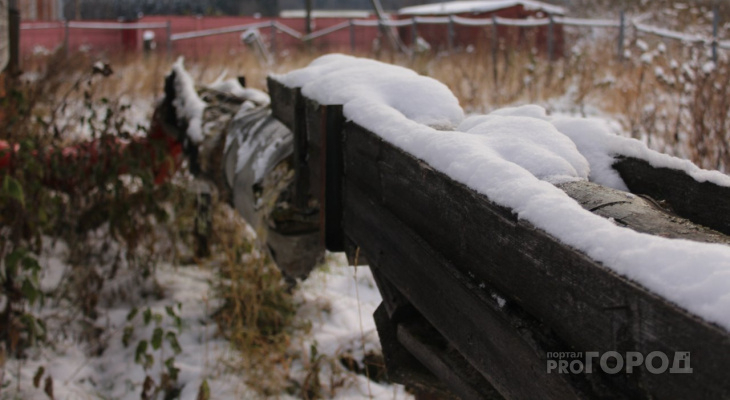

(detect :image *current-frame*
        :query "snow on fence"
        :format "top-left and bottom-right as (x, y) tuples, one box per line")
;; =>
(19, 9), (728, 62)
(265, 55), (730, 399)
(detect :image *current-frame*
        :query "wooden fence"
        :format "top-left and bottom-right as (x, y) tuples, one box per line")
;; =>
(266, 76), (730, 399)
(18, 11), (730, 63)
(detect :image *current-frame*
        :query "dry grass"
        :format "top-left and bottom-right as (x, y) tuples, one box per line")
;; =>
(206, 201), (298, 396)
(8, 25), (729, 395)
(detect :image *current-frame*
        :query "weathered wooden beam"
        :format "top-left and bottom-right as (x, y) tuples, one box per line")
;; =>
(304, 99), (345, 251)
(374, 304), (458, 399)
(613, 156), (730, 236)
(370, 263), (417, 322)
(267, 77), (310, 210)
(345, 183), (587, 399)
(397, 315), (505, 400)
(267, 77), (298, 131)
(342, 122), (730, 399)
(558, 180), (730, 245)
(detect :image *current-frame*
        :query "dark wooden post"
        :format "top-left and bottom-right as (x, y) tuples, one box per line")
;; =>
(491, 15), (498, 87)
(618, 10), (625, 61)
(349, 19), (355, 53)
(305, 0), (313, 35)
(411, 17), (418, 47)
(63, 20), (70, 57)
(547, 14), (555, 62)
(165, 20), (172, 58)
(270, 20), (277, 62)
(712, 5), (719, 64)
(447, 15), (455, 53)
(8, 0), (19, 74)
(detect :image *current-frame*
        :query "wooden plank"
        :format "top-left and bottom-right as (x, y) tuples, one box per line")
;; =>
(267, 77), (297, 131)
(323, 104), (345, 251)
(267, 77), (311, 209)
(344, 183), (587, 399)
(374, 304), (458, 399)
(305, 98), (323, 198)
(370, 263), (417, 322)
(304, 99), (345, 251)
(397, 316), (505, 400)
(613, 156), (730, 236)
(343, 121), (383, 198)
(558, 180), (730, 245)
(344, 234), (368, 266)
(342, 123), (730, 399)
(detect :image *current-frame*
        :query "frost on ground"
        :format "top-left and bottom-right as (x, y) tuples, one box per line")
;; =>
(278, 54), (730, 332)
(287, 253), (412, 400)
(3, 240), (253, 400)
(3, 243), (410, 399)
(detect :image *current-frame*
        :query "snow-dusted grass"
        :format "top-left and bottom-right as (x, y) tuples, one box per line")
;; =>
(7, 26), (730, 397)
(1, 57), (412, 399)
(3, 240), (411, 399)
(21, 30), (729, 172)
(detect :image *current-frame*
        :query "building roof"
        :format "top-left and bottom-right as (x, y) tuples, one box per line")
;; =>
(279, 10), (373, 19)
(398, 1), (565, 16)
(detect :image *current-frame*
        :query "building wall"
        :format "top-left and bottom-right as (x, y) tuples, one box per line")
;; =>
(19, 15), (383, 59)
(398, 5), (564, 55)
(18, 0), (57, 21)
(18, 11), (564, 59)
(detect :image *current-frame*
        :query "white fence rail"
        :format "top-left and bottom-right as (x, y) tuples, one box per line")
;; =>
(20, 11), (728, 62)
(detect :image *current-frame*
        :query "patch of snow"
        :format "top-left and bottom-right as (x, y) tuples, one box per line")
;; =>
(491, 292), (507, 308)
(7, 246), (408, 399)
(551, 115), (730, 190)
(5, 255), (252, 399)
(292, 254), (413, 399)
(206, 78), (271, 106)
(415, 36), (432, 52)
(640, 52), (654, 64)
(459, 110), (590, 183)
(171, 58), (207, 144)
(702, 61), (716, 74)
(32, 45), (51, 56)
(275, 53), (463, 130)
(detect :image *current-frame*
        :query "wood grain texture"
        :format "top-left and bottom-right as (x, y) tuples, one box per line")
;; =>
(558, 180), (730, 245)
(613, 156), (730, 236)
(343, 122), (730, 399)
(267, 77), (730, 398)
(304, 99), (345, 251)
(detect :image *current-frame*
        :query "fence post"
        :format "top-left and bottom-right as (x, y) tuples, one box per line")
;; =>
(166, 20), (172, 58)
(447, 15), (455, 53)
(548, 14), (555, 62)
(349, 19), (355, 53)
(411, 17), (418, 48)
(491, 15), (498, 87)
(618, 10), (625, 62)
(63, 20), (70, 58)
(8, 0), (19, 74)
(270, 20), (277, 62)
(712, 5), (719, 64)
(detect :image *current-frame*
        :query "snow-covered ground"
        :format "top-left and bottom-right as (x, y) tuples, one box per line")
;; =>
(2, 243), (412, 400)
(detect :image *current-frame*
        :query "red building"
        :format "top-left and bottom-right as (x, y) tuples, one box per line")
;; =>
(397, 0), (565, 54)
(18, 0), (58, 21)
